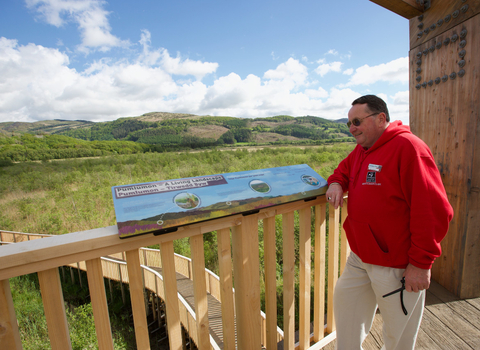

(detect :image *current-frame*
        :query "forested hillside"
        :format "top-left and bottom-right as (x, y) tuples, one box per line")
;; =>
(0, 113), (353, 161)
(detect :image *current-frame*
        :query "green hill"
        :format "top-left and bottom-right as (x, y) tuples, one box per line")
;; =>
(0, 113), (353, 162)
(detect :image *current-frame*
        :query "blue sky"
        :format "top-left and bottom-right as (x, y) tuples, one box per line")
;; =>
(0, 0), (411, 124)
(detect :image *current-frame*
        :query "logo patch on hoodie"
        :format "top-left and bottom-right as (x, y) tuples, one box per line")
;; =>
(366, 172), (376, 183)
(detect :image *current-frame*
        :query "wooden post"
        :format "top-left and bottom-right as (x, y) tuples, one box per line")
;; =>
(216, 228), (236, 350)
(263, 216), (278, 350)
(371, 0), (480, 299)
(160, 241), (182, 350)
(326, 206), (339, 334)
(125, 249), (150, 350)
(231, 215), (261, 349)
(86, 258), (114, 350)
(339, 202), (350, 274)
(0, 279), (22, 350)
(190, 234), (210, 349)
(38, 268), (72, 350)
(282, 211), (295, 350)
(299, 207), (312, 350)
(313, 204), (327, 342)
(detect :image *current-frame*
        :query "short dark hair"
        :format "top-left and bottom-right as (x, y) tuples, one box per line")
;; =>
(352, 95), (390, 122)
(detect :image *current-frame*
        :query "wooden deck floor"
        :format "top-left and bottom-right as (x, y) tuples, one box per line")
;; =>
(323, 280), (480, 350)
(150, 265), (480, 350)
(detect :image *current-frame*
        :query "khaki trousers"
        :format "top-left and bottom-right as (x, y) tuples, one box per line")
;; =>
(334, 253), (425, 350)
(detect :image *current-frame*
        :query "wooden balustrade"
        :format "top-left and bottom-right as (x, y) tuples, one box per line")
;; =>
(0, 195), (349, 350)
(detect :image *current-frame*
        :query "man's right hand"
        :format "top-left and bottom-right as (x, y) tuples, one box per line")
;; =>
(326, 183), (344, 209)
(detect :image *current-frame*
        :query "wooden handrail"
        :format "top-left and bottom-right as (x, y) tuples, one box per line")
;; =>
(0, 194), (349, 349)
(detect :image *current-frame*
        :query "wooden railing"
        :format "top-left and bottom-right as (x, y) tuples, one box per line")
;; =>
(0, 194), (348, 350)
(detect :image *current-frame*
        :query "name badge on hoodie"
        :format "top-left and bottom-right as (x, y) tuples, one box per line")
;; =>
(368, 164), (382, 172)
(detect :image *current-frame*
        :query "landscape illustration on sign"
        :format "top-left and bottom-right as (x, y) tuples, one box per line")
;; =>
(112, 164), (327, 238)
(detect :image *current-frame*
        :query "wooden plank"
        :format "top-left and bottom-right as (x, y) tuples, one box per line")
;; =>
(313, 204), (326, 342)
(409, 0), (480, 49)
(231, 214), (261, 349)
(410, 14), (480, 298)
(263, 216), (278, 350)
(462, 14), (480, 299)
(419, 307), (470, 349)
(326, 206), (339, 334)
(466, 297), (480, 312)
(125, 249), (150, 350)
(282, 211), (295, 350)
(216, 228), (235, 350)
(339, 200), (349, 274)
(235, 216), (262, 346)
(159, 241), (182, 350)
(428, 281), (480, 331)
(298, 207), (311, 350)
(414, 328), (444, 350)
(0, 279), (22, 350)
(426, 292), (480, 348)
(370, 0), (424, 19)
(37, 268), (72, 350)
(85, 258), (114, 350)
(190, 234), (210, 350)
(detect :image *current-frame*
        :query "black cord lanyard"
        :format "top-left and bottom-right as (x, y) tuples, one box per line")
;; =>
(382, 277), (408, 315)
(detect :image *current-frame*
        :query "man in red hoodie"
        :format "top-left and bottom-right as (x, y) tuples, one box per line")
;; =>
(326, 95), (453, 349)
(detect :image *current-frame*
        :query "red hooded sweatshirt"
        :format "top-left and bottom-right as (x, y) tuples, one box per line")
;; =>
(328, 121), (453, 269)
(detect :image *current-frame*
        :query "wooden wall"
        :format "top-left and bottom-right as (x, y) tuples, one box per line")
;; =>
(372, 0), (480, 298)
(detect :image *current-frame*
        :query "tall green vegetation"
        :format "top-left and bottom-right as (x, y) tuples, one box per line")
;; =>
(0, 133), (149, 162)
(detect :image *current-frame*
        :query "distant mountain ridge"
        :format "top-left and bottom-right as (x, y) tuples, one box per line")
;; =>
(0, 112), (351, 146)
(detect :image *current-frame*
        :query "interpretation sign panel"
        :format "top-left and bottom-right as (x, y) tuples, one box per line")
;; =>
(112, 164), (327, 238)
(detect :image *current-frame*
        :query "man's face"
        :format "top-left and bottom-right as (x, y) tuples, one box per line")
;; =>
(347, 103), (383, 149)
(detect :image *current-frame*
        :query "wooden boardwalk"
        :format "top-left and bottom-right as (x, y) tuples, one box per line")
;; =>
(150, 267), (229, 349)
(323, 281), (480, 350)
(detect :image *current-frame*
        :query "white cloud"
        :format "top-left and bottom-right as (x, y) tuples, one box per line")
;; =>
(159, 50), (219, 81)
(0, 37), (215, 121)
(326, 49), (338, 56)
(0, 35), (409, 124)
(25, 0), (126, 53)
(136, 30), (218, 80)
(304, 87), (329, 99)
(391, 90), (409, 105)
(343, 68), (354, 75)
(315, 61), (343, 77)
(388, 90), (409, 125)
(345, 57), (408, 86)
(263, 58), (308, 88)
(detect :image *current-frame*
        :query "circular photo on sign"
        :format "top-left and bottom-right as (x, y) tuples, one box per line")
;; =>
(174, 192), (201, 210)
(301, 174), (320, 186)
(249, 179), (271, 194)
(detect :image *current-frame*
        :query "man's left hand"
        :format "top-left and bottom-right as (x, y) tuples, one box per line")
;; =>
(403, 263), (431, 293)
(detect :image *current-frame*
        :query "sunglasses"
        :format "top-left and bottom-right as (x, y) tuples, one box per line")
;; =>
(346, 112), (379, 128)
